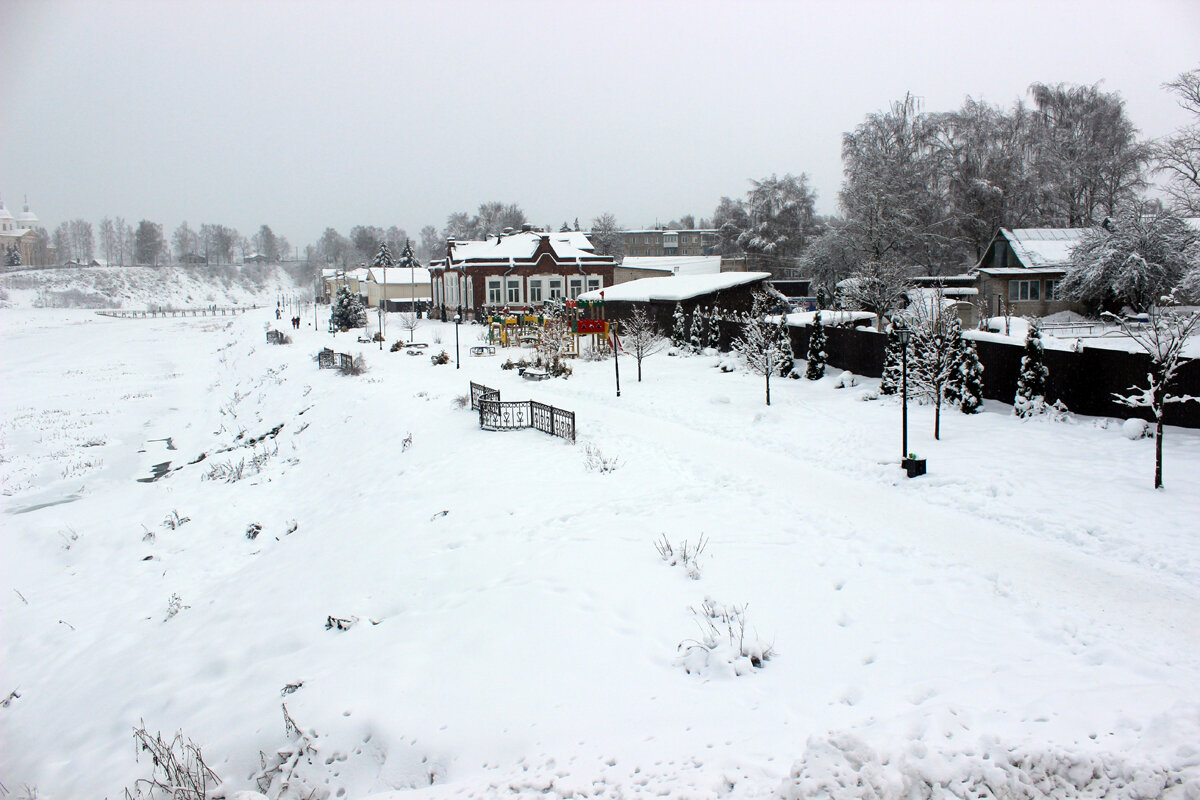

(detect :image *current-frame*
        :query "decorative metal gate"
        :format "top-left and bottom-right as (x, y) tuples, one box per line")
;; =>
(470, 384), (574, 442)
(318, 348), (336, 369)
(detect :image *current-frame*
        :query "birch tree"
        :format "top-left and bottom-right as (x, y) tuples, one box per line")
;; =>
(621, 306), (666, 382)
(734, 291), (790, 406)
(1108, 308), (1200, 489)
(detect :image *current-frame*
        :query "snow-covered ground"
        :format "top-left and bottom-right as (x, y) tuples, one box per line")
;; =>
(0, 264), (309, 310)
(2, 307), (1199, 799)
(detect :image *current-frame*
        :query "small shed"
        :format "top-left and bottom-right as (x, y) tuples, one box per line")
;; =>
(578, 272), (772, 333)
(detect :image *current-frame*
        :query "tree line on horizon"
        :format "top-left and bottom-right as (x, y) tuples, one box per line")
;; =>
(17, 70), (1197, 304)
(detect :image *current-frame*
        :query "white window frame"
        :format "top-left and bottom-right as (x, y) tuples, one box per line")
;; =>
(528, 278), (543, 304)
(1045, 279), (1059, 299)
(1009, 279), (1040, 302)
(487, 278), (502, 304)
(569, 277), (584, 299)
(548, 278), (563, 300)
(586, 276), (601, 293)
(506, 277), (522, 304)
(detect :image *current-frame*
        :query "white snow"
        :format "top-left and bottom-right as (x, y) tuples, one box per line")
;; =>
(581, 271), (770, 303)
(2, 304), (1200, 799)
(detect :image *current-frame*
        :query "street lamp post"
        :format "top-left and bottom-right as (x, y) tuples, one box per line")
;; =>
(454, 313), (461, 369)
(899, 327), (910, 461)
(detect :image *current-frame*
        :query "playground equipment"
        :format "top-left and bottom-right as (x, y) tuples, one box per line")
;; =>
(486, 298), (615, 358)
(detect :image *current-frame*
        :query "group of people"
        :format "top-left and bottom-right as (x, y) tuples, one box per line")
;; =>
(276, 307), (301, 329)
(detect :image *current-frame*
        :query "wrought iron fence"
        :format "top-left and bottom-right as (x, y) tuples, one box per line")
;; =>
(470, 382), (501, 411)
(531, 401), (575, 442)
(470, 383), (574, 442)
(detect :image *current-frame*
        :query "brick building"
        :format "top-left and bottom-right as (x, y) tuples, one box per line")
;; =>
(429, 229), (618, 320)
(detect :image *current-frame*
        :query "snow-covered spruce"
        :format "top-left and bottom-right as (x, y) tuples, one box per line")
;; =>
(671, 301), (688, 349)
(805, 312), (827, 380)
(689, 306), (705, 354)
(1014, 321), (1049, 418)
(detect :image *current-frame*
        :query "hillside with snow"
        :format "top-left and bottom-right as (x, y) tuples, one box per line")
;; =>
(2, 308), (1199, 799)
(0, 263), (313, 310)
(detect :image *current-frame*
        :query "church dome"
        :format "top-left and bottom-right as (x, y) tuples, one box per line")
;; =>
(0, 199), (13, 221)
(17, 198), (38, 225)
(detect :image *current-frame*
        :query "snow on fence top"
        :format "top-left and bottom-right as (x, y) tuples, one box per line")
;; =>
(579, 272), (771, 303)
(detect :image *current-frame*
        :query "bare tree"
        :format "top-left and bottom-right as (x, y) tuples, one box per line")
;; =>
(1155, 67), (1200, 215)
(734, 291), (790, 405)
(620, 306), (666, 381)
(904, 289), (962, 440)
(839, 260), (912, 330)
(99, 217), (118, 265)
(589, 213), (625, 262)
(398, 311), (421, 342)
(1107, 307), (1200, 489)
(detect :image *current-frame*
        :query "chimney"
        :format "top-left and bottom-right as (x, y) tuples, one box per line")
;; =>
(521, 223), (533, 232)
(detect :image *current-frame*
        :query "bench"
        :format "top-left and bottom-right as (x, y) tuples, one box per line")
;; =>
(470, 345), (496, 357)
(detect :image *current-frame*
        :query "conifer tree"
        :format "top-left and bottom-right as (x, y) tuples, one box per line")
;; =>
(778, 313), (795, 377)
(671, 302), (688, 349)
(805, 312), (827, 380)
(880, 321), (905, 394)
(689, 306), (705, 353)
(331, 286), (367, 331)
(1014, 321), (1049, 417)
(956, 339), (985, 414)
(705, 306), (722, 350)
(6, 245), (21, 267)
(816, 285), (831, 310)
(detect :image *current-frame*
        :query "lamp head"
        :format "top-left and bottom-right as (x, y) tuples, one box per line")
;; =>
(898, 328), (910, 345)
(454, 314), (461, 323)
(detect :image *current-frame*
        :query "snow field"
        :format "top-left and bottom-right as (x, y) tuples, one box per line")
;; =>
(2, 308), (1199, 798)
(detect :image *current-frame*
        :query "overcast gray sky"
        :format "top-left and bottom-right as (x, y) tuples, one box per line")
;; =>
(2, 0), (1198, 251)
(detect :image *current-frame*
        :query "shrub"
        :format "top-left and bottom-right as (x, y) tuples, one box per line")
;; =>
(391, 340), (404, 352)
(654, 533), (707, 579)
(430, 350), (450, 365)
(125, 723), (219, 800)
(583, 443), (621, 473)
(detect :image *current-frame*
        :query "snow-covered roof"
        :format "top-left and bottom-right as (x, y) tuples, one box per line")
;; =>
(580, 272), (770, 303)
(0, 201), (13, 221)
(446, 231), (602, 264)
(782, 310), (876, 328)
(1000, 228), (1086, 269)
(16, 199), (37, 223)
(367, 266), (432, 285)
(621, 256), (721, 276)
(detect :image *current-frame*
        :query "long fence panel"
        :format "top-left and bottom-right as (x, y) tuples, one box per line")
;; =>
(472, 384), (575, 442)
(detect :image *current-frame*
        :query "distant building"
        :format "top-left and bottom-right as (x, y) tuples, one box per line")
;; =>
(429, 228), (617, 320)
(618, 229), (718, 258)
(0, 195), (41, 266)
(365, 265), (433, 312)
(972, 228), (1089, 317)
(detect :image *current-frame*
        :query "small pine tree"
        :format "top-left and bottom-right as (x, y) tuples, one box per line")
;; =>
(671, 302), (688, 349)
(942, 331), (968, 407)
(880, 321), (905, 395)
(815, 285), (831, 310)
(778, 313), (795, 377)
(705, 306), (722, 350)
(689, 306), (705, 353)
(330, 286), (367, 331)
(956, 339), (984, 414)
(805, 312), (827, 380)
(1014, 321), (1048, 417)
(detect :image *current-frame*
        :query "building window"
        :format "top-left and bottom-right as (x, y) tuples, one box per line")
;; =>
(569, 277), (583, 299)
(1045, 279), (1060, 299)
(487, 278), (502, 304)
(548, 278), (562, 300)
(1009, 279), (1041, 302)
(506, 278), (521, 304)
(529, 278), (543, 303)
(586, 277), (601, 292)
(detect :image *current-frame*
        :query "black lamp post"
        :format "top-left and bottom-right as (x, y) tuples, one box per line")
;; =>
(454, 313), (461, 369)
(899, 327), (910, 461)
